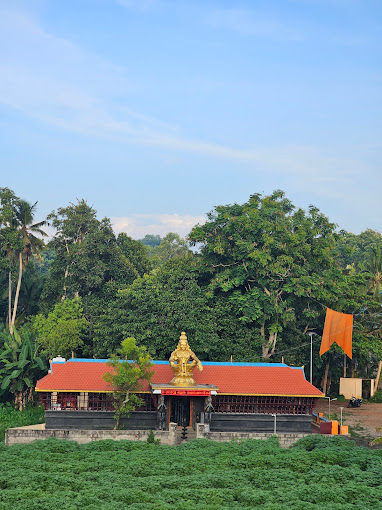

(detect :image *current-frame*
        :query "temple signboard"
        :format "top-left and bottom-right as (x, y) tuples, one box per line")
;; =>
(161, 389), (211, 396)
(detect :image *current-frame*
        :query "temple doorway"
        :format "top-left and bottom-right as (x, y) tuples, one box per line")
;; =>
(170, 397), (190, 427)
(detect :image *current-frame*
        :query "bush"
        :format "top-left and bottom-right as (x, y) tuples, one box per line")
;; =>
(147, 429), (160, 445)
(369, 390), (382, 403)
(0, 403), (44, 442)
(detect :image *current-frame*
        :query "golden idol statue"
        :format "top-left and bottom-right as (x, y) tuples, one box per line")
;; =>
(169, 332), (203, 386)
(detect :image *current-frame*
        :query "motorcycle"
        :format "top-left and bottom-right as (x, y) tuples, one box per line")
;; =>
(347, 396), (362, 408)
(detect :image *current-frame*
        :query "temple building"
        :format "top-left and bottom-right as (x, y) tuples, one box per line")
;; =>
(36, 332), (323, 434)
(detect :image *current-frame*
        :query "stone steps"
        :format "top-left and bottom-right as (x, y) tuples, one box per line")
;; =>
(176, 429), (197, 443)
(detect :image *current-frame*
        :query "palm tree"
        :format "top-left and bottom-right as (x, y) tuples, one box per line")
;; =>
(9, 201), (47, 332)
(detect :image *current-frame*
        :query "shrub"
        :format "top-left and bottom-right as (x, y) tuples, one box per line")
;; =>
(369, 390), (382, 403)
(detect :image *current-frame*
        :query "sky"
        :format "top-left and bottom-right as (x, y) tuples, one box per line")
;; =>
(1, 0), (381, 238)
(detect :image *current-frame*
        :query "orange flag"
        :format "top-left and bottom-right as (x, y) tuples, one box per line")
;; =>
(319, 308), (353, 359)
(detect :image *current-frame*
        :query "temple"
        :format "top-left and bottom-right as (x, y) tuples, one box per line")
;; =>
(35, 332), (323, 435)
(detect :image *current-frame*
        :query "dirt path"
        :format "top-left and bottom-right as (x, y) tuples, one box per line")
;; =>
(314, 399), (382, 441)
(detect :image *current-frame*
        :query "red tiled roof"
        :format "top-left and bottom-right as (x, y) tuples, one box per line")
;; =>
(36, 361), (323, 397)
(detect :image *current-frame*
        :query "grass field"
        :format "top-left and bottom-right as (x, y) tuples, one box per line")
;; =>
(1, 435), (382, 509)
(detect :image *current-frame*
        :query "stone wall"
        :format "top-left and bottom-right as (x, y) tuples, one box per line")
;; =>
(207, 431), (307, 448)
(5, 425), (172, 447)
(6, 422), (307, 448)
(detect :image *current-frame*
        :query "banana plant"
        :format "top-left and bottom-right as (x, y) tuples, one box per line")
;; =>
(0, 327), (47, 410)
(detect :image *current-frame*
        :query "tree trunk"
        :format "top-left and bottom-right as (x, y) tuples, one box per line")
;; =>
(262, 332), (277, 358)
(8, 270), (13, 334)
(11, 252), (23, 329)
(321, 360), (330, 394)
(14, 390), (23, 411)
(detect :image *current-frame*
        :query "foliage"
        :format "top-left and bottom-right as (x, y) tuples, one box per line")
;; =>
(148, 232), (191, 269)
(334, 229), (382, 270)
(0, 436), (382, 508)
(139, 234), (162, 247)
(369, 391), (382, 403)
(0, 327), (46, 409)
(33, 298), (88, 359)
(189, 191), (343, 358)
(0, 189), (47, 332)
(1, 188), (382, 396)
(117, 233), (151, 276)
(94, 256), (255, 360)
(146, 429), (160, 445)
(103, 338), (154, 429)
(0, 403), (44, 442)
(41, 200), (138, 305)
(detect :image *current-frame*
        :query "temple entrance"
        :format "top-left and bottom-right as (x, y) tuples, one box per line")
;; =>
(170, 397), (190, 427)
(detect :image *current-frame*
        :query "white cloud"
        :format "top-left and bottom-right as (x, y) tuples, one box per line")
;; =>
(111, 213), (206, 239)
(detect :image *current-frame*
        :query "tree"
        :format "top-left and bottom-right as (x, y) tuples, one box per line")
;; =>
(139, 234), (162, 248)
(43, 200), (137, 303)
(364, 244), (382, 300)
(189, 191), (342, 359)
(150, 232), (191, 268)
(334, 229), (382, 271)
(0, 192), (47, 333)
(40, 200), (140, 355)
(117, 233), (151, 276)
(103, 337), (153, 429)
(33, 298), (88, 359)
(94, 256), (255, 361)
(0, 188), (20, 331)
(0, 326), (46, 409)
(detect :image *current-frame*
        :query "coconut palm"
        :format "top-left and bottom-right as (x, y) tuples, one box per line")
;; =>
(9, 200), (47, 332)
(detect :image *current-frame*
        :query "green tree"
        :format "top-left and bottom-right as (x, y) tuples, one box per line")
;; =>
(364, 244), (382, 299)
(33, 298), (88, 359)
(0, 193), (47, 333)
(43, 200), (137, 303)
(334, 229), (382, 270)
(117, 233), (151, 276)
(0, 326), (46, 409)
(139, 234), (162, 247)
(40, 200), (140, 355)
(10, 200), (47, 332)
(150, 232), (191, 268)
(103, 337), (153, 429)
(189, 191), (342, 359)
(94, 256), (255, 361)
(0, 188), (20, 330)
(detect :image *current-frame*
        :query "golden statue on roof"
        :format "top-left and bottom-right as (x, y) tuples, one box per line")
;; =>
(169, 332), (203, 386)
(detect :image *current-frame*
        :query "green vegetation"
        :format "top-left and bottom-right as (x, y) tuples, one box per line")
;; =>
(1, 187), (382, 399)
(0, 403), (44, 442)
(369, 390), (382, 403)
(33, 298), (88, 359)
(0, 436), (382, 509)
(103, 338), (154, 428)
(0, 327), (46, 409)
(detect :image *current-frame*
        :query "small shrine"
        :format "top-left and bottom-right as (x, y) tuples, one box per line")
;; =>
(35, 331), (324, 435)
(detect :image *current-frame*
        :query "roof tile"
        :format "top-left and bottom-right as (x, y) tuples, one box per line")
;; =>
(36, 361), (323, 397)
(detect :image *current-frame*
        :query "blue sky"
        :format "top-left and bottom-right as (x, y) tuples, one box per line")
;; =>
(1, 0), (381, 238)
